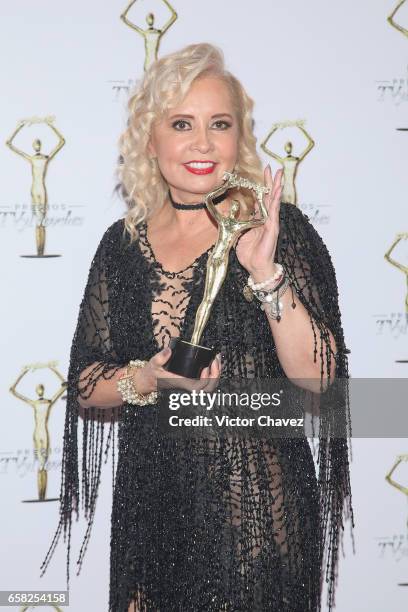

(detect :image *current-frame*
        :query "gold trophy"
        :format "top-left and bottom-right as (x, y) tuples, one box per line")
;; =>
(120, 0), (178, 72)
(164, 172), (269, 378)
(261, 120), (314, 206)
(6, 116), (65, 258)
(388, 0), (408, 38)
(9, 361), (67, 502)
(385, 232), (408, 363)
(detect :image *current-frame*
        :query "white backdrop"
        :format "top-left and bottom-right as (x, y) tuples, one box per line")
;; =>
(1, 1), (407, 610)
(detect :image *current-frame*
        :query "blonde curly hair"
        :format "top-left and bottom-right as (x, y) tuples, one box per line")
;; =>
(117, 42), (264, 242)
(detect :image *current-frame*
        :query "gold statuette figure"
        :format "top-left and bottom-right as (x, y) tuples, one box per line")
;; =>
(6, 116), (65, 257)
(164, 172), (269, 378)
(9, 361), (67, 502)
(388, 0), (408, 38)
(120, 0), (178, 71)
(261, 120), (314, 206)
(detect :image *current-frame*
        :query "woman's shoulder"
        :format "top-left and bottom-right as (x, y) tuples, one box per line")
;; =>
(102, 217), (126, 241)
(96, 217), (149, 266)
(96, 217), (127, 251)
(101, 217), (147, 244)
(88, 218), (127, 265)
(277, 201), (338, 289)
(279, 201), (312, 228)
(278, 201), (326, 248)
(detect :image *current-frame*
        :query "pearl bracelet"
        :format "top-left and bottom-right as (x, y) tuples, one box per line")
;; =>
(247, 263), (284, 290)
(243, 264), (286, 303)
(117, 359), (158, 406)
(243, 266), (293, 321)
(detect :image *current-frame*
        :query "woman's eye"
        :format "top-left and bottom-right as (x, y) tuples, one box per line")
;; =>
(172, 120), (191, 130)
(171, 119), (232, 131)
(212, 120), (231, 130)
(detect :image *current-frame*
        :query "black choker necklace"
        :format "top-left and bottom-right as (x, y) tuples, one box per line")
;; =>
(168, 190), (227, 210)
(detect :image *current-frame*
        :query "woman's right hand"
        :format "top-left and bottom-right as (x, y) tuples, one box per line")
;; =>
(133, 347), (222, 395)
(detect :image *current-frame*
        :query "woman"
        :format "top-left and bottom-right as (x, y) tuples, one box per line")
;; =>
(41, 43), (353, 611)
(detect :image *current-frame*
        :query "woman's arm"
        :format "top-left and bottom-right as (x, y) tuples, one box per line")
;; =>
(77, 362), (126, 409)
(67, 222), (126, 410)
(251, 268), (337, 392)
(271, 204), (344, 393)
(246, 199), (344, 395)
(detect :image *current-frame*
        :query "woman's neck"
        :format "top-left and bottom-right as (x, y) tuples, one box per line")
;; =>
(150, 195), (231, 235)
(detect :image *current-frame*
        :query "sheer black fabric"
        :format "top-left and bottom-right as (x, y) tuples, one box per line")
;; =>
(41, 203), (354, 611)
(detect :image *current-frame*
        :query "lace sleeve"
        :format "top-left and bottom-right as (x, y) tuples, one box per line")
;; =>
(72, 227), (124, 402)
(40, 221), (124, 588)
(277, 203), (350, 384)
(277, 203), (354, 610)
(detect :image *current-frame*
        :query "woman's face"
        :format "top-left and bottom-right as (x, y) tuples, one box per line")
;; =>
(148, 76), (239, 203)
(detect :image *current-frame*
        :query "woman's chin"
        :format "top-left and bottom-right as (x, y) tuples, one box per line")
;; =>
(180, 176), (224, 195)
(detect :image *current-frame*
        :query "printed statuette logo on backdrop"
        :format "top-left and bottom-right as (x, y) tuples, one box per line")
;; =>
(261, 120), (314, 206)
(261, 120), (330, 225)
(388, 0), (408, 38)
(374, 233), (408, 359)
(386, 455), (408, 528)
(0, 447), (62, 479)
(120, 0), (178, 72)
(378, 3), (408, 103)
(20, 606), (62, 612)
(376, 65), (408, 105)
(9, 361), (67, 503)
(5, 116), (65, 258)
(385, 233), (408, 315)
(375, 454), (408, 587)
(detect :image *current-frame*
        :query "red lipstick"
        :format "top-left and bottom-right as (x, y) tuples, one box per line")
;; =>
(183, 161), (217, 175)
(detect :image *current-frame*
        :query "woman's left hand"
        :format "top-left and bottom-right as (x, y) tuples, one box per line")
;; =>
(235, 165), (283, 281)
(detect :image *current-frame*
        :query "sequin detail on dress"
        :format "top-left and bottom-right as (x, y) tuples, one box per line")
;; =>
(40, 204), (354, 612)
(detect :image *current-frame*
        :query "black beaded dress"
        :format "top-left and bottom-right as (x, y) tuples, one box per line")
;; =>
(41, 202), (354, 612)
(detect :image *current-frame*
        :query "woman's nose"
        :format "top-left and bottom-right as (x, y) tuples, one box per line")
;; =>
(191, 127), (214, 153)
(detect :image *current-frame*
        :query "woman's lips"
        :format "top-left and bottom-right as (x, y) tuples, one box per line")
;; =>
(183, 161), (217, 175)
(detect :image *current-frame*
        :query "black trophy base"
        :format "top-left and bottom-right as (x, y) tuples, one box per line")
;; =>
(20, 254), (61, 258)
(164, 337), (216, 378)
